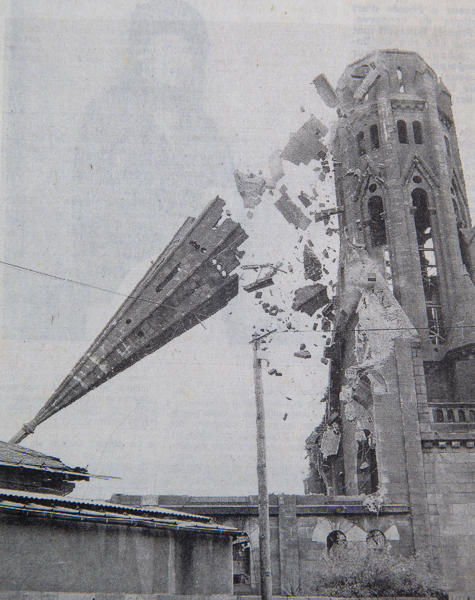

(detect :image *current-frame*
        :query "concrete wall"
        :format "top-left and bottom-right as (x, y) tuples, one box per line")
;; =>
(114, 494), (412, 596)
(423, 444), (475, 594)
(0, 513), (233, 595)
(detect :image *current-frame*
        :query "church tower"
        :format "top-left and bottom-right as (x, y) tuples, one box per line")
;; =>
(307, 50), (475, 594)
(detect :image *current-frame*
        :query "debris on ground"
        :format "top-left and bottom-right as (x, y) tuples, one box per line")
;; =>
(292, 283), (330, 316)
(280, 116), (328, 166)
(303, 244), (323, 282)
(234, 169), (266, 209)
(275, 191), (311, 230)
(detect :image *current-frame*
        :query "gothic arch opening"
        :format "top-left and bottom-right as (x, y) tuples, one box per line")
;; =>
(367, 196), (387, 247)
(327, 530), (347, 552)
(412, 121), (423, 144)
(397, 120), (408, 144)
(370, 124), (380, 149)
(357, 429), (378, 494)
(411, 188), (445, 345)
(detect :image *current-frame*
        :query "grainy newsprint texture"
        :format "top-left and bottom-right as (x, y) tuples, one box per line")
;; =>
(0, 1), (474, 597)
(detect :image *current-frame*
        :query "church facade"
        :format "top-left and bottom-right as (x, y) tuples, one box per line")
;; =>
(306, 49), (475, 595)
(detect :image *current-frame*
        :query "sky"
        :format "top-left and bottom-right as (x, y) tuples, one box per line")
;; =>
(0, 0), (474, 500)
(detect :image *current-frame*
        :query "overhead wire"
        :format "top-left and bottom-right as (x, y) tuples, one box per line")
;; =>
(1, 257), (474, 335)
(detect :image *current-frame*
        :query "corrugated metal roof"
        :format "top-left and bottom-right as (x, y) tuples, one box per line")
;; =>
(0, 488), (238, 535)
(0, 488), (211, 522)
(0, 441), (88, 479)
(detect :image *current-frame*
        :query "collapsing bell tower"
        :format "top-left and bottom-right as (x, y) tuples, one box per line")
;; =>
(307, 51), (475, 593)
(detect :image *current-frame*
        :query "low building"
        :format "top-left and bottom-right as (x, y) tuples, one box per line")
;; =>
(0, 443), (238, 597)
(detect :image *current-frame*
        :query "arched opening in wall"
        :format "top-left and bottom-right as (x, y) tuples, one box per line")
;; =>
(327, 530), (347, 553)
(412, 188), (445, 345)
(396, 67), (405, 93)
(366, 529), (386, 549)
(357, 131), (366, 156)
(357, 429), (378, 494)
(397, 120), (408, 144)
(446, 409), (455, 422)
(458, 409), (466, 422)
(469, 409), (475, 422)
(412, 121), (423, 144)
(433, 408), (444, 422)
(368, 196), (387, 247)
(232, 534), (251, 589)
(370, 124), (380, 149)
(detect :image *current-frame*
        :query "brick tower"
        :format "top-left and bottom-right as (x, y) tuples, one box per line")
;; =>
(307, 50), (475, 594)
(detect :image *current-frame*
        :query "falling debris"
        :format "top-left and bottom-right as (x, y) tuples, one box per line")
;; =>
(275, 191), (311, 230)
(280, 116), (328, 166)
(292, 283), (330, 317)
(242, 262), (284, 293)
(283, 413), (288, 421)
(267, 149), (285, 187)
(294, 343), (312, 359)
(298, 191), (312, 208)
(234, 170), (266, 209)
(312, 73), (338, 108)
(314, 206), (344, 223)
(303, 244), (323, 282)
(243, 276), (274, 293)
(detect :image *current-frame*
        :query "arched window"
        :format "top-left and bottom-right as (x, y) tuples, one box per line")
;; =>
(412, 121), (423, 144)
(396, 67), (405, 93)
(370, 124), (380, 149)
(366, 529), (386, 549)
(368, 196), (387, 246)
(357, 429), (378, 494)
(327, 530), (347, 552)
(446, 409), (455, 422)
(397, 120), (408, 144)
(433, 408), (444, 423)
(469, 409), (475, 422)
(458, 409), (466, 423)
(357, 131), (366, 156)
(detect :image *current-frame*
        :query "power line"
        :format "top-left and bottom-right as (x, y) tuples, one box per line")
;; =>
(1, 258), (474, 335)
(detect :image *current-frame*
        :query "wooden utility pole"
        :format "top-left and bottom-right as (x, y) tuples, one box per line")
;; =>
(251, 330), (275, 600)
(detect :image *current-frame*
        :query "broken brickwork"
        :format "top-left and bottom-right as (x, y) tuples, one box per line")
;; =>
(307, 50), (475, 595)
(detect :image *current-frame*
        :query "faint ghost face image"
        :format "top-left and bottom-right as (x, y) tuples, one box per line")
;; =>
(136, 32), (194, 88)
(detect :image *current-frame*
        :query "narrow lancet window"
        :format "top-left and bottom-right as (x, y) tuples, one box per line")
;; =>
(413, 121), (423, 144)
(357, 131), (366, 155)
(396, 67), (405, 92)
(397, 120), (408, 144)
(370, 124), (380, 149)
(368, 196), (387, 246)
